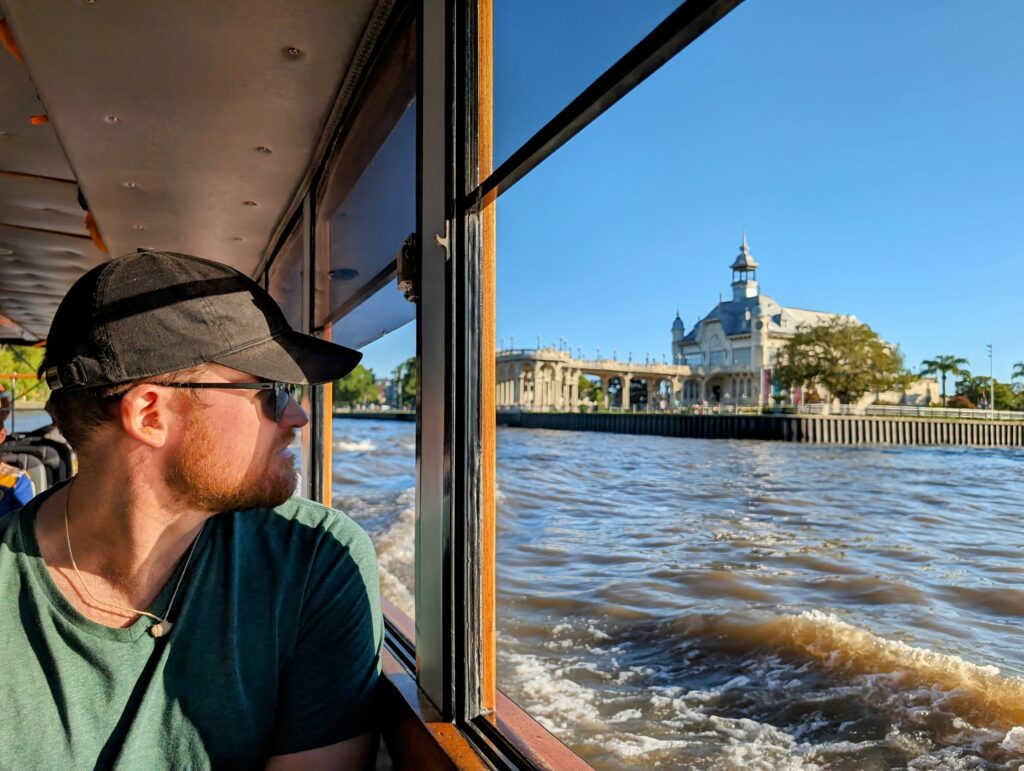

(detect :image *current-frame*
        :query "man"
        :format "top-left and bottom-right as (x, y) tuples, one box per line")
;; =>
(0, 251), (382, 769)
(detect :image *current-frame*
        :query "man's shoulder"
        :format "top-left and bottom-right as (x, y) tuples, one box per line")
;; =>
(239, 497), (375, 561)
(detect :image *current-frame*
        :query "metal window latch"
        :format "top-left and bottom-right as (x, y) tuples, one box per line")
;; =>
(397, 233), (420, 303)
(434, 219), (451, 260)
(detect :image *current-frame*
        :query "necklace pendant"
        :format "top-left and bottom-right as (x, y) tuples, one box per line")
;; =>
(150, 620), (172, 638)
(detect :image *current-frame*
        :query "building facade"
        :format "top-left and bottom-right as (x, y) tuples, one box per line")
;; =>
(671, 237), (936, 407)
(496, 238), (937, 411)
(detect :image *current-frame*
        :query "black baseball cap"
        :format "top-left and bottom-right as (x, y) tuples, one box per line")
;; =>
(41, 250), (362, 392)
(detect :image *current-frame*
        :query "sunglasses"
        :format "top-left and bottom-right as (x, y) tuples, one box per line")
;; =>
(155, 381), (300, 423)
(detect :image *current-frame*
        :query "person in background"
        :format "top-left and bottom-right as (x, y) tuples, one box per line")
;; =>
(0, 385), (34, 515)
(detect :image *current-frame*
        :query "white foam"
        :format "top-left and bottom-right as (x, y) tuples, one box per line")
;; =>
(334, 439), (376, 452)
(373, 489), (416, 618)
(1001, 726), (1024, 752)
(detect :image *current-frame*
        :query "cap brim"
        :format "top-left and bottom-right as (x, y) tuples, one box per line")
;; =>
(212, 331), (362, 385)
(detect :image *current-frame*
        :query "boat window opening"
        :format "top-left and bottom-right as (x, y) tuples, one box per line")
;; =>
(330, 325), (417, 637)
(486, 0), (1024, 768)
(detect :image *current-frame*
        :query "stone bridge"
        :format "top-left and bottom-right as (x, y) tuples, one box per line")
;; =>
(496, 347), (759, 411)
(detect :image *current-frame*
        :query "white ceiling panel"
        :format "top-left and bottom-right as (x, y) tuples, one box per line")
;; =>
(2, 0), (377, 275)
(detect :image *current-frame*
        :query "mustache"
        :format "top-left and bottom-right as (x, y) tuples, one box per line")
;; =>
(278, 430), (298, 450)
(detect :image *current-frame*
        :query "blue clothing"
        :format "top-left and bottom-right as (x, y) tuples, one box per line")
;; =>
(0, 463), (33, 515)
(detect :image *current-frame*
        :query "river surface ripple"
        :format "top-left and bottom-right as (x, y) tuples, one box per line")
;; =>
(332, 418), (1024, 771)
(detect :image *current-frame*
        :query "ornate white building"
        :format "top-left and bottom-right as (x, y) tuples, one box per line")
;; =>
(671, 236), (936, 407)
(494, 237), (937, 411)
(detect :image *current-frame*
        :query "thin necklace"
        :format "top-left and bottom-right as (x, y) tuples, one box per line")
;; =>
(63, 481), (205, 638)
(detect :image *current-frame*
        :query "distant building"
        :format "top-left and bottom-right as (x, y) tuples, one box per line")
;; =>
(495, 238), (937, 411)
(671, 237), (937, 407)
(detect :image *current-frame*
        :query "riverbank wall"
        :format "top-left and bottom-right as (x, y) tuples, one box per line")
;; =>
(496, 411), (1024, 447)
(334, 410), (1024, 447)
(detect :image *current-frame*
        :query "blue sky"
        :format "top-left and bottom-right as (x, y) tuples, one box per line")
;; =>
(361, 0), (1024, 382)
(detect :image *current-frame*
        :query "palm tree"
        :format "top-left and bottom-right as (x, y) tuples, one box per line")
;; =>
(920, 355), (969, 406)
(1013, 361), (1024, 382)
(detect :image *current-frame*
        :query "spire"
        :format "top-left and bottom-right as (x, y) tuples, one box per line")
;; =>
(730, 233), (760, 300)
(730, 233), (759, 271)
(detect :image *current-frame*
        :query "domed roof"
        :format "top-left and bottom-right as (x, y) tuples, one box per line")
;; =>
(730, 233), (759, 271)
(672, 309), (684, 330)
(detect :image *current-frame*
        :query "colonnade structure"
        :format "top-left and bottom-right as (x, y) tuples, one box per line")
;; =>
(496, 347), (759, 412)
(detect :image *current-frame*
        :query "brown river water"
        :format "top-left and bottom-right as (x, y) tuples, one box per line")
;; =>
(332, 417), (1024, 770)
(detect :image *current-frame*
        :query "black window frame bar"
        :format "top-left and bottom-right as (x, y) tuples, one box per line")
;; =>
(302, 191), (328, 504)
(463, 0), (745, 215)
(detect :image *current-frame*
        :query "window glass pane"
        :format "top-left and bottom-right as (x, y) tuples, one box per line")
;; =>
(492, 0), (680, 169)
(330, 323), (417, 619)
(266, 229), (304, 332)
(266, 228), (312, 493)
(327, 102), (415, 327)
(494, 2), (1023, 768)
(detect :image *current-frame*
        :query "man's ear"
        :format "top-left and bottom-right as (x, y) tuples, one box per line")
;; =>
(119, 384), (176, 448)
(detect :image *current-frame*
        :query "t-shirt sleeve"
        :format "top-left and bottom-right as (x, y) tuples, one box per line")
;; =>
(270, 514), (383, 756)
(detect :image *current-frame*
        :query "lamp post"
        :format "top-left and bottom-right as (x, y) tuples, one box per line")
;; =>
(987, 343), (995, 414)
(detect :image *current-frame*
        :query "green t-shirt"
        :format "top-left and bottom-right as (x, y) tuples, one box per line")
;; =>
(0, 487), (382, 770)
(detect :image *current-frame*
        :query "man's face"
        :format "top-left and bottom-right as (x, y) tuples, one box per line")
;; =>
(163, 365), (309, 512)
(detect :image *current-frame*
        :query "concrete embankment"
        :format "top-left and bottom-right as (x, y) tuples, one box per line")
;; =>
(335, 410), (415, 422)
(496, 411), (1024, 447)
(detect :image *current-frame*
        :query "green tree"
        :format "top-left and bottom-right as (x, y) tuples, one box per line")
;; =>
(1013, 361), (1024, 382)
(772, 318), (905, 405)
(577, 374), (601, 407)
(955, 374), (1021, 411)
(0, 344), (48, 403)
(392, 356), (418, 410)
(332, 364), (378, 407)
(919, 355), (970, 406)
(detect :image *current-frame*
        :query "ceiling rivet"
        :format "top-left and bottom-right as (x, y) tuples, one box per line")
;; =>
(284, 46), (303, 59)
(122, 181), (137, 189)
(255, 146), (272, 154)
(105, 115), (120, 124)
(243, 200), (258, 207)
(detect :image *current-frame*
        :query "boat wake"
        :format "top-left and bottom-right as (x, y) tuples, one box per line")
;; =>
(499, 609), (1024, 769)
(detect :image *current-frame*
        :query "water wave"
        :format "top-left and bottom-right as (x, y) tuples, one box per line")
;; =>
(334, 439), (377, 453)
(674, 610), (1024, 729)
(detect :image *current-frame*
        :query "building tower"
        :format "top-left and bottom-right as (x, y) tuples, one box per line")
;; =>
(730, 233), (760, 301)
(671, 309), (685, 363)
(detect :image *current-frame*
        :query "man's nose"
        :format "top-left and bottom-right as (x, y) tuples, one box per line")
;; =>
(281, 395), (309, 429)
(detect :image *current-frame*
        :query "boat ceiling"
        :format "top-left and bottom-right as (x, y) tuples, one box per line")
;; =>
(0, 0), (377, 343)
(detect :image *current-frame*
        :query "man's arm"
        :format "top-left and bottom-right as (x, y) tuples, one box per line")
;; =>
(266, 733), (377, 771)
(267, 513), (383, 764)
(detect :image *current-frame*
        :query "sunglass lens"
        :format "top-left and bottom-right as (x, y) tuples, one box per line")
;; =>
(275, 384), (299, 422)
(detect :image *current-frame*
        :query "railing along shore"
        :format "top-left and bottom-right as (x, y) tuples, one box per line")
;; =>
(494, 411), (1023, 447)
(335, 408), (1023, 447)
